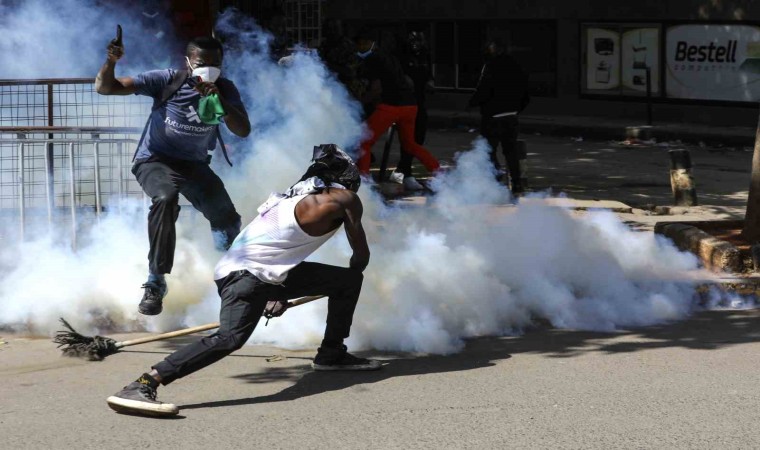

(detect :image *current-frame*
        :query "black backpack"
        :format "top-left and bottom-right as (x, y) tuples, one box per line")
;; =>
(133, 69), (233, 166)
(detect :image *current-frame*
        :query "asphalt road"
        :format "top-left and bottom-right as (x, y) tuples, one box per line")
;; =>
(2, 309), (760, 449)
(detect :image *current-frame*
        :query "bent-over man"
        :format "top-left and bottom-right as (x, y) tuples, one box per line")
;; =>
(106, 144), (379, 417)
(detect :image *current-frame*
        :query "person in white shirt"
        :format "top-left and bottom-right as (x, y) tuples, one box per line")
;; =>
(106, 144), (379, 418)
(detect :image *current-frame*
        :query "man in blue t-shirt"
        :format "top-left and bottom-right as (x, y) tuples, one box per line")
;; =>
(95, 36), (251, 316)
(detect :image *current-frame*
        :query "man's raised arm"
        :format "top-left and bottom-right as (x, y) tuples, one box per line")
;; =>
(95, 35), (137, 95)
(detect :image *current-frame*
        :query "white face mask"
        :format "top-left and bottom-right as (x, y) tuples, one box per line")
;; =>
(186, 57), (221, 83)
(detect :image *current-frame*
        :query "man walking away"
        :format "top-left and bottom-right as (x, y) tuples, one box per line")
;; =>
(96, 34), (251, 315)
(469, 38), (529, 194)
(105, 144), (379, 418)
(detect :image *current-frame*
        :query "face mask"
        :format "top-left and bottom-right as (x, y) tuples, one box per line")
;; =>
(186, 57), (221, 83)
(356, 42), (374, 59)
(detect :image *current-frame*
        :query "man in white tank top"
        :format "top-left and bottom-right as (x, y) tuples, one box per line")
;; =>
(106, 145), (379, 417)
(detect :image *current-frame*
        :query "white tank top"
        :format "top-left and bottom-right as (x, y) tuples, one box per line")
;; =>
(214, 194), (338, 283)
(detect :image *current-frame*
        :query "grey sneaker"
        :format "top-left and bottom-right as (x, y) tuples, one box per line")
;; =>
(138, 281), (167, 316)
(311, 345), (381, 371)
(106, 382), (178, 417)
(388, 171), (404, 184)
(403, 176), (424, 191)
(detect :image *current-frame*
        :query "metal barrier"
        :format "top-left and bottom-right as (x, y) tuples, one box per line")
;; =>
(0, 78), (217, 249)
(0, 78), (151, 128)
(0, 78), (153, 247)
(1, 126), (143, 247)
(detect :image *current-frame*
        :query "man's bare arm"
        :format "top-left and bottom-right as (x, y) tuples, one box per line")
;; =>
(95, 42), (137, 95)
(340, 192), (370, 272)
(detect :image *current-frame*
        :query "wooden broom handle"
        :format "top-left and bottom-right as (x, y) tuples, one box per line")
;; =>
(116, 295), (325, 349)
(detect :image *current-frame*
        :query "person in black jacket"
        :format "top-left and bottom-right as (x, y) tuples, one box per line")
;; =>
(469, 38), (529, 194)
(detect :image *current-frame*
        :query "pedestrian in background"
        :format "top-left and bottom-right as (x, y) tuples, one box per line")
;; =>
(469, 38), (529, 194)
(354, 29), (440, 180)
(392, 30), (435, 191)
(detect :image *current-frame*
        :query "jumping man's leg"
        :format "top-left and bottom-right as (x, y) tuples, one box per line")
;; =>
(180, 163), (241, 251)
(132, 160), (184, 315)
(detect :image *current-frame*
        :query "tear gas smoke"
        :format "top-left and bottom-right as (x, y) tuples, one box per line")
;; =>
(0, 7), (721, 355)
(0, 0), (178, 78)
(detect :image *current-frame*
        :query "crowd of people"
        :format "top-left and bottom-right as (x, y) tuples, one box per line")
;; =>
(318, 21), (530, 193)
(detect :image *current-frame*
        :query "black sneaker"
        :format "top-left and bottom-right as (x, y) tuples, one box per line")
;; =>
(106, 382), (178, 417)
(138, 281), (167, 316)
(311, 345), (381, 371)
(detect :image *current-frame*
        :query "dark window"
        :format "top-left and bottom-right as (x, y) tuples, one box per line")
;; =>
(433, 22), (456, 87)
(457, 22), (484, 89)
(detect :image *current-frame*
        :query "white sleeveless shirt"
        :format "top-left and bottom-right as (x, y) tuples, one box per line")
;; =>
(214, 193), (338, 283)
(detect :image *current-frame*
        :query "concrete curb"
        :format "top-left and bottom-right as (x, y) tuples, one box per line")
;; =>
(655, 221), (745, 273)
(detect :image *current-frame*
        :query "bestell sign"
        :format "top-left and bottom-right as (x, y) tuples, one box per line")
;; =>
(674, 40), (738, 63)
(666, 24), (760, 101)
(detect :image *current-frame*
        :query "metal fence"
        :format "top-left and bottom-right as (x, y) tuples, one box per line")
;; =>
(0, 78), (152, 246)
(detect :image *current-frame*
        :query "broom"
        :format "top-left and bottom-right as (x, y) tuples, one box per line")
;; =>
(54, 295), (324, 361)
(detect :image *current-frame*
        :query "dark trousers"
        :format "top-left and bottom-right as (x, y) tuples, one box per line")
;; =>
(133, 157), (241, 275)
(482, 115), (522, 189)
(397, 105), (428, 176)
(153, 263), (364, 384)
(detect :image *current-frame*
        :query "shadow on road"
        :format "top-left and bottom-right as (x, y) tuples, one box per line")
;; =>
(180, 309), (760, 411)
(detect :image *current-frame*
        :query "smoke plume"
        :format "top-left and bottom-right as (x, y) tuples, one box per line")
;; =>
(0, 6), (722, 355)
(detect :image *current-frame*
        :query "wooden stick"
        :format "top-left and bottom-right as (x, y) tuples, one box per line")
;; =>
(115, 295), (325, 349)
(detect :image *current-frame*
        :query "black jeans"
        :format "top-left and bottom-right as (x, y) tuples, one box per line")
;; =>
(153, 263), (364, 384)
(482, 115), (522, 189)
(132, 156), (241, 275)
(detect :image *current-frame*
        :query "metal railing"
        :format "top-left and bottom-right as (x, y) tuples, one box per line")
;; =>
(0, 78), (154, 247)
(1, 126), (143, 247)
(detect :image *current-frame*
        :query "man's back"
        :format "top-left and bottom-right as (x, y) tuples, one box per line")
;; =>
(470, 53), (529, 117)
(214, 187), (366, 283)
(295, 188), (357, 236)
(360, 51), (416, 106)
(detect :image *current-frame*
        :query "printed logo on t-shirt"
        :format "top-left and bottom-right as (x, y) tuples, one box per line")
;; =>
(186, 105), (201, 124)
(163, 104), (215, 137)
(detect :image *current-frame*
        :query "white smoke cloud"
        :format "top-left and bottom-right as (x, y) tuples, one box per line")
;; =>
(0, 7), (723, 356)
(0, 0), (177, 78)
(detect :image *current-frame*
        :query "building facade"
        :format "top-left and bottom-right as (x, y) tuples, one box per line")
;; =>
(321, 0), (760, 126)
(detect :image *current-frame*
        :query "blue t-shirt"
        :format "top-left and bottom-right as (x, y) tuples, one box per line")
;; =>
(132, 69), (244, 162)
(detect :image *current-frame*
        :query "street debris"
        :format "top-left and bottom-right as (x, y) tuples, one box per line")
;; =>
(266, 355), (286, 362)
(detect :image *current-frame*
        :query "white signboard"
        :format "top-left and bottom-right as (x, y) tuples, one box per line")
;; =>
(666, 24), (760, 101)
(586, 28), (621, 90)
(585, 26), (659, 95)
(621, 28), (659, 93)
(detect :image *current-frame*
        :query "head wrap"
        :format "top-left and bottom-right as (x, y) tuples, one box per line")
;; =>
(256, 144), (360, 215)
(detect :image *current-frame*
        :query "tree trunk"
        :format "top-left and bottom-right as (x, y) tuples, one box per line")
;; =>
(742, 109), (760, 241)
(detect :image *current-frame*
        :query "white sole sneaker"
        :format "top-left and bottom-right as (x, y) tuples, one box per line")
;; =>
(106, 395), (179, 417)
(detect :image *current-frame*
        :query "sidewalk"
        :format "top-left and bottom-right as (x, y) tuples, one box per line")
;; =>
(427, 109), (757, 148)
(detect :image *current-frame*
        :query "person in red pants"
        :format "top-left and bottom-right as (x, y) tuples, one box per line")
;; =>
(355, 31), (440, 177)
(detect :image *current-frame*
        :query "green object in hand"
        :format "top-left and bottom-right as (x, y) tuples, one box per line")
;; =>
(198, 93), (226, 125)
